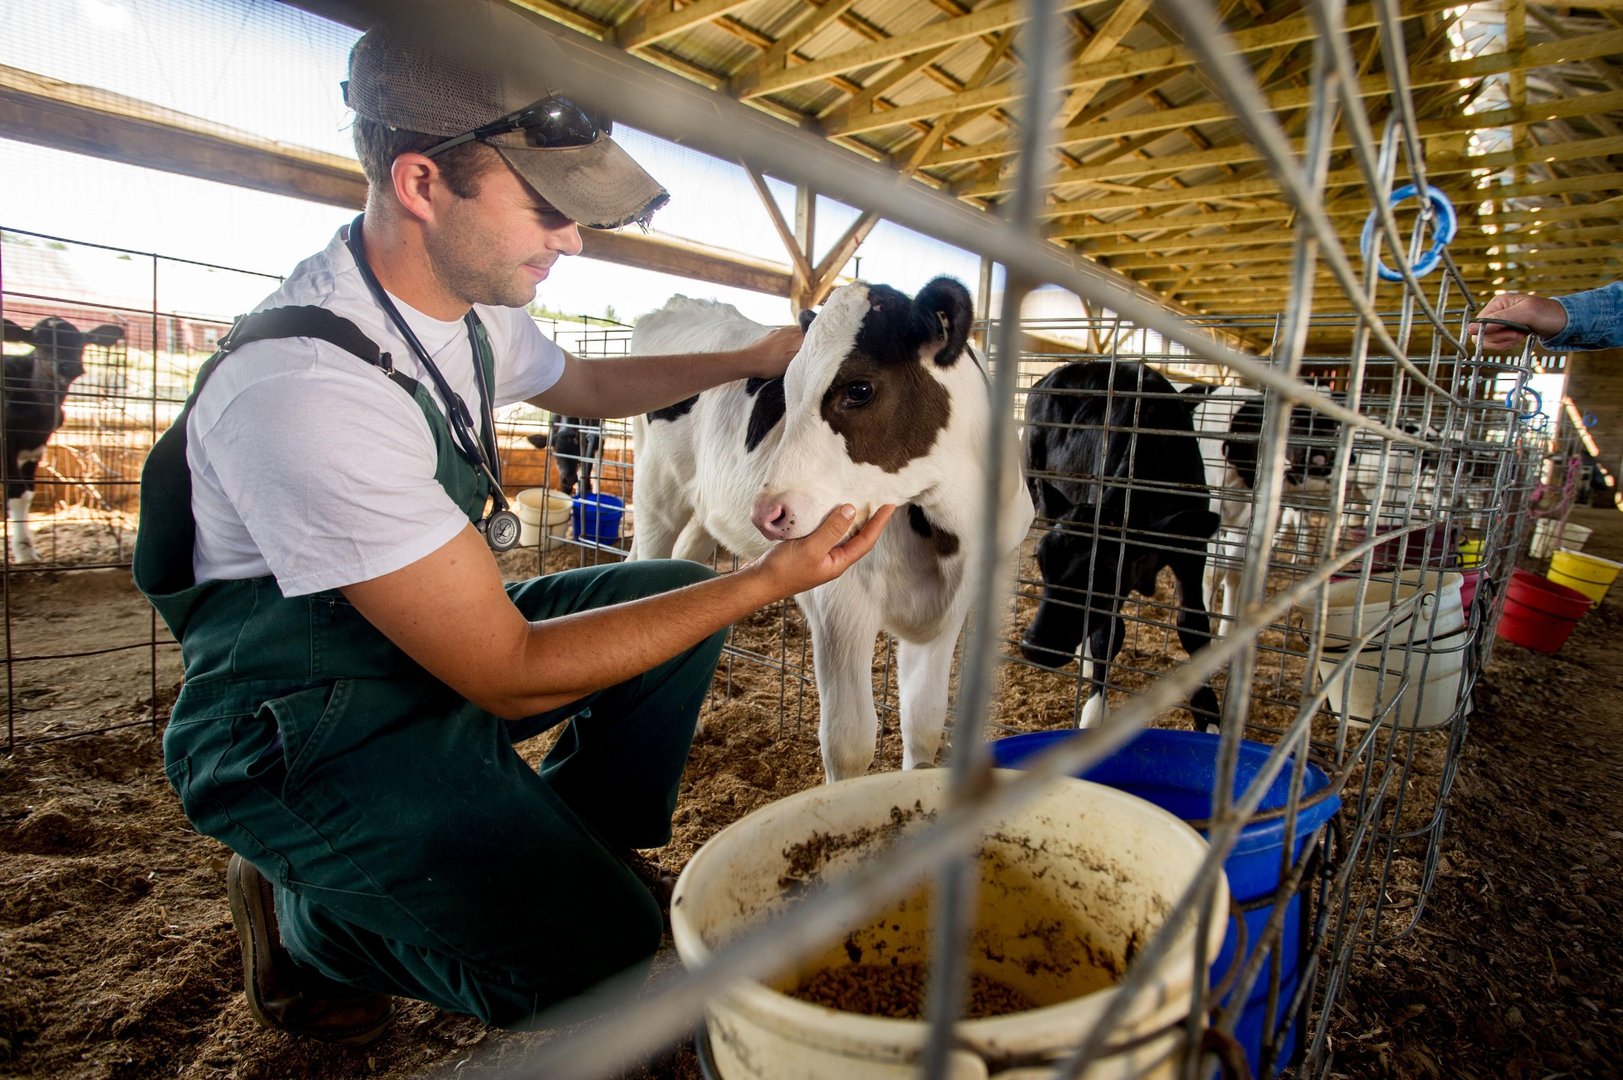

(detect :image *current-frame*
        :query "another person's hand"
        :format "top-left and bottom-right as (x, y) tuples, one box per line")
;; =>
(746, 325), (805, 378)
(746, 503), (896, 598)
(1468, 293), (1568, 352)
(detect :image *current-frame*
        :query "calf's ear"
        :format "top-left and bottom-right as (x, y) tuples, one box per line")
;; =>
(86, 324), (126, 348)
(798, 308), (817, 332)
(914, 277), (973, 367)
(3, 318), (28, 343)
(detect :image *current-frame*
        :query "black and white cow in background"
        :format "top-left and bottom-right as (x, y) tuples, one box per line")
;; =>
(1185, 384), (1344, 634)
(1021, 360), (1222, 730)
(1348, 419), (1453, 525)
(629, 278), (1034, 782)
(3, 317), (124, 562)
(526, 414), (603, 496)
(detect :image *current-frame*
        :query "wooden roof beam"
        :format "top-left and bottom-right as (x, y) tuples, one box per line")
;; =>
(725, 0), (860, 96)
(1081, 220), (1623, 260)
(964, 84), (1623, 201)
(0, 61), (793, 298)
(615, 0), (761, 50)
(1035, 130), (1623, 221)
(826, 0), (1468, 138)
(733, 0), (1098, 99)
(1122, 244), (1623, 273)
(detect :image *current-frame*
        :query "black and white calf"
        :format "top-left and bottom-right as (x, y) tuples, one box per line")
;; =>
(1020, 361), (1221, 730)
(630, 279), (1034, 782)
(1187, 384), (1343, 634)
(526, 415), (602, 496)
(3, 317), (124, 562)
(1347, 420), (1446, 524)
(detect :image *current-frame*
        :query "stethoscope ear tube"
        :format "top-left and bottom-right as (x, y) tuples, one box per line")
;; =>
(345, 215), (516, 552)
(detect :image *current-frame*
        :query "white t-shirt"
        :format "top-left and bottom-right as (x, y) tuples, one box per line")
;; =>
(188, 224), (565, 597)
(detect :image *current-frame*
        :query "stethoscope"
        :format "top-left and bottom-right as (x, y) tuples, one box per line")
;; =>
(345, 215), (522, 552)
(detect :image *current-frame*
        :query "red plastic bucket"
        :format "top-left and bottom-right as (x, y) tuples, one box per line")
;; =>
(1342, 523), (1461, 573)
(1459, 569), (1480, 611)
(1496, 568), (1591, 654)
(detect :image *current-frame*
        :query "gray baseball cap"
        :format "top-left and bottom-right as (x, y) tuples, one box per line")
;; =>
(344, 21), (668, 230)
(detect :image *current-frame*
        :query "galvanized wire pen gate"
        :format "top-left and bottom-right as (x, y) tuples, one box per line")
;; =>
(477, 0), (1551, 1077)
(2, 0), (1566, 1075)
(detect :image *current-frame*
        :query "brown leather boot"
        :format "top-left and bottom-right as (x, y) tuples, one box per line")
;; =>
(226, 854), (393, 1046)
(619, 849), (677, 929)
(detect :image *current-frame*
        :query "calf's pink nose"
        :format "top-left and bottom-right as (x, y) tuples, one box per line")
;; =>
(751, 492), (794, 540)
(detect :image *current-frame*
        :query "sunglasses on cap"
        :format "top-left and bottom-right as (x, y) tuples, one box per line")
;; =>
(422, 95), (609, 159)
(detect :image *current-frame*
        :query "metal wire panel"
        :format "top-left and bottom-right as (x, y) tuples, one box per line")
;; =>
(4, 0), (1570, 1076)
(464, 1), (1556, 1077)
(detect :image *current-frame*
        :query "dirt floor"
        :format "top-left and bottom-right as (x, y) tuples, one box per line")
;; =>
(1, 504), (1620, 1079)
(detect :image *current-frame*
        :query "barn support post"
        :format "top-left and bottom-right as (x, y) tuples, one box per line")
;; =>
(745, 166), (815, 316)
(974, 256), (995, 354)
(806, 210), (880, 306)
(792, 181), (816, 314)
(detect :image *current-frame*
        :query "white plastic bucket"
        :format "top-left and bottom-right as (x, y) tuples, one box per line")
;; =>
(515, 488), (572, 548)
(672, 768), (1228, 1080)
(1311, 571), (1467, 731)
(1528, 519), (1593, 560)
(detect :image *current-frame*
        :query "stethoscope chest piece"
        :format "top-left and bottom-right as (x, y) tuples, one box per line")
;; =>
(482, 508), (523, 553)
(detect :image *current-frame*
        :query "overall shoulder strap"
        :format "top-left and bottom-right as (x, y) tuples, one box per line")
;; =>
(135, 306), (424, 610)
(216, 306), (422, 397)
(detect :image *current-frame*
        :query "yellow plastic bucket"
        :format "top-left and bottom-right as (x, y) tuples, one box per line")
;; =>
(1547, 549), (1622, 608)
(1456, 539), (1484, 569)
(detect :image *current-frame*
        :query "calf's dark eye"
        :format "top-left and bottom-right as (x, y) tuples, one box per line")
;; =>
(842, 380), (875, 407)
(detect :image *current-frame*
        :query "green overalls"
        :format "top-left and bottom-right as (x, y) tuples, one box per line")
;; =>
(134, 307), (724, 1028)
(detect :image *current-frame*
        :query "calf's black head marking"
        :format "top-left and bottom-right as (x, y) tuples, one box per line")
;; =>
(817, 278), (971, 473)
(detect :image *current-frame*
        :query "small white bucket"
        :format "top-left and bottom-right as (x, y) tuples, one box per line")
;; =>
(672, 768), (1228, 1080)
(1311, 571), (1467, 731)
(1528, 519), (1593, 560)
(1314, 570), (1464, 650)
(514, 488), (572, 548)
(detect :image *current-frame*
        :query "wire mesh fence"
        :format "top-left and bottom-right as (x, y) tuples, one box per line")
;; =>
(463, 0), (1561, 1075)
(0, 0), (1581, 1074)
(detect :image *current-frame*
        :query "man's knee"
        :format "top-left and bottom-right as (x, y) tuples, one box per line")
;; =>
(620, 557), (717, 597)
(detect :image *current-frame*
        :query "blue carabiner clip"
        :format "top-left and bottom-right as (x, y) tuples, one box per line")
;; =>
(1505, 385), (1543, 420)
(1361, 184), (1458, 282)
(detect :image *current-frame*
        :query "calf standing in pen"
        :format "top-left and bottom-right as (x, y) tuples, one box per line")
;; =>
(1186, 384), (1344, 634)
(3, 317), (124, 562)
(526, 414), (602, 496)
(631, 278), (1034, 782)
(1021, 361), (1221, 730)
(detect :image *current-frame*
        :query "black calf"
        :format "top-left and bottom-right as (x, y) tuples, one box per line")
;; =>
(1022, 360), (1221, 730)
(3, 317), (124, 562)
(526, 415), (602, 497)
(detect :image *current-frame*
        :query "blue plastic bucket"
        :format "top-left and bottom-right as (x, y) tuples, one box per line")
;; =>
(989, 728), (1340, 1077)
(571, 493), (625, 545)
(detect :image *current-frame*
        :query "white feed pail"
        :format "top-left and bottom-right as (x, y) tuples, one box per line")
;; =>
(515, 488), (573, 549)
(1311, 570), (1467, 731)
(671, 768), (1227, 1080)
(1528, 520), (1593, 560)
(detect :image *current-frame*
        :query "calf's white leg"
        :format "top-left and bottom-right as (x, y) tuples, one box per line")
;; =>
(1078, 637), (1108, 729)
(8, 491), (38, 563)
(802, 591), (884, 783)
(895, 628), (959, 771)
